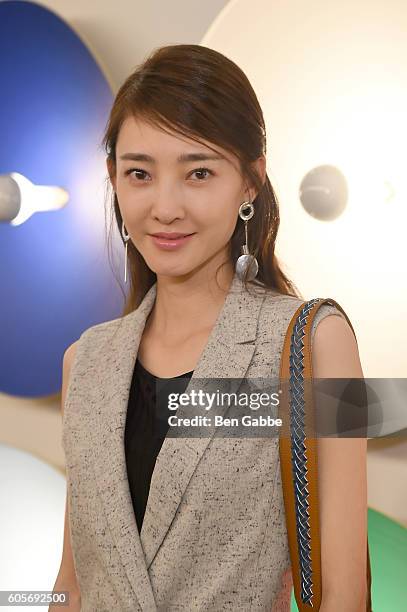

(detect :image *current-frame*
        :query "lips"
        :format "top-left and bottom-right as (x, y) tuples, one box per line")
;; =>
(151, 232), (194, 239)
(150, 233), (195, 250)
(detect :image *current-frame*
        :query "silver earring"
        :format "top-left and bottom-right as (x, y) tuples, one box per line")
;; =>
(121, 220), (130, 283)
(235, 200), (258, 282)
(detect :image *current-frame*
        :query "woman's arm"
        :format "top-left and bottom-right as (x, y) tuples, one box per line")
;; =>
(49, 491), (81, 611)
(49, 342), (81, 612)
(312, 315), (368, 612)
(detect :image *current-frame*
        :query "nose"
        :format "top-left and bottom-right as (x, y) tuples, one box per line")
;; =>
(150, 183), (186, 223)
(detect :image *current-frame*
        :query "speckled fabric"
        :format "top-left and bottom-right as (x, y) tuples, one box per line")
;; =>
(62, 270), (346, 611)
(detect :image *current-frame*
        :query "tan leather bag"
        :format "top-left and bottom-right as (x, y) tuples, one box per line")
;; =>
(278, 297), (372, 611)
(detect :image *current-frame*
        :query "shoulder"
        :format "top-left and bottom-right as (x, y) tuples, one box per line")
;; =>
(312, 310), (363, 377)
(257, 288), (354, 346)
(63, 338), (80, 364)
(81, 313), (125, 339)
(62, 313), (132, 372)
(256, 288), (303, 335)
(73, 312), (129, 347)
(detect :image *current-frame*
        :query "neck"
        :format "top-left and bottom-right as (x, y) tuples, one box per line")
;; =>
(146, 262), (235, 342)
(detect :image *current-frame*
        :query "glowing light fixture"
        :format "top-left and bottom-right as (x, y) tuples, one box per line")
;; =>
(0, 173), (68, 226)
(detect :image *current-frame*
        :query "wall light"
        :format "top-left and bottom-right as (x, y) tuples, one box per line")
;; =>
(0, 173), (68, 226)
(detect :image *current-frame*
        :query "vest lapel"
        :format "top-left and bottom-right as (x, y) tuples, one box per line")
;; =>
(90, 272), (267, 609)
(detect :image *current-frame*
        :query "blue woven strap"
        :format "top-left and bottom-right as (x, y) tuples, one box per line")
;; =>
(288, 298), (324, 606)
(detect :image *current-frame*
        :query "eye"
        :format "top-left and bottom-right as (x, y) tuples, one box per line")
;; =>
(190, 167), (214, 180)
(124, 168), (150, 181)
(123, 167), (214, 182)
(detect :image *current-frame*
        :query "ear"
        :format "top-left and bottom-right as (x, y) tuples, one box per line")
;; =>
(106, 157), (117, 192)
(244, 155), (267, 202)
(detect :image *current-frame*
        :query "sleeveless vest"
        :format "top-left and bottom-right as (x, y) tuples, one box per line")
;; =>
(62, 271), (345, 611)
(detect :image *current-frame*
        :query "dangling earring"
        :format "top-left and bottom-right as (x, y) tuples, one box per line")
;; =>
(121, 220), (130, 283)
(235, 200), (258, 281)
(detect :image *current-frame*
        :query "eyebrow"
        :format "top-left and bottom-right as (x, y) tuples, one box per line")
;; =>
(119, 152), (225, 163)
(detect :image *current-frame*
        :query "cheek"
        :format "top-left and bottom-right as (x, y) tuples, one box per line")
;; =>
(214, 203), (238, 229)
(202, 206), (238, 240)
(116, 186), (148, 218)
(199, 197), (237, 223)
(116, 177), (145, 200)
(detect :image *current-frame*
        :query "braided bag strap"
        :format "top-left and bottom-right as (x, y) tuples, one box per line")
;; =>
(278, 298), (372, 610)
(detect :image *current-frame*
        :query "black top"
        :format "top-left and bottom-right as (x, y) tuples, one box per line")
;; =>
(124, 358), (193, 533)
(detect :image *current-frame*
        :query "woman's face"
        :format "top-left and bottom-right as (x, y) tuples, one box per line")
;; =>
(107, 115), (265, 280)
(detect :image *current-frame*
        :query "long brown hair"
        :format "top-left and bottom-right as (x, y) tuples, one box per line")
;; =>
(102, 44), (301, 315)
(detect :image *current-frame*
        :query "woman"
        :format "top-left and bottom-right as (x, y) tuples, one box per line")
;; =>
(51, 44), (368, 611)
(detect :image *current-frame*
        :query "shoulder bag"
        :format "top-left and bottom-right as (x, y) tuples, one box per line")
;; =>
(278, 297), (373, 610)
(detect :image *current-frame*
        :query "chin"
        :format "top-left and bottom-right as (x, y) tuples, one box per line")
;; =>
(150, 264), (200, 280)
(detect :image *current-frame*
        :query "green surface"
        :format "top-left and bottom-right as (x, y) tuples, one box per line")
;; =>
(290, 507), (407, 611)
